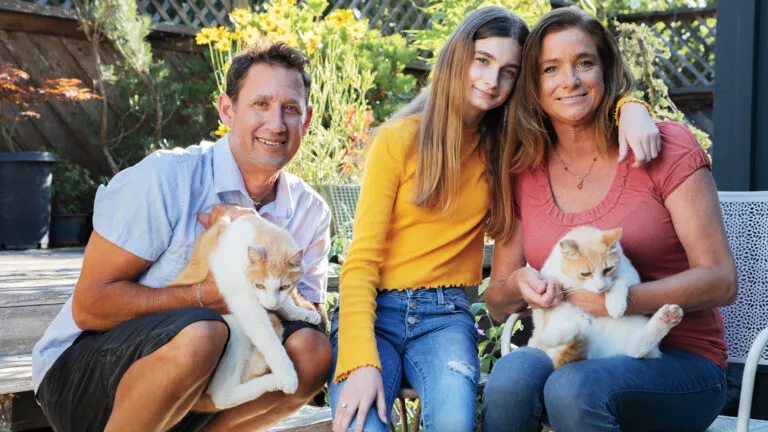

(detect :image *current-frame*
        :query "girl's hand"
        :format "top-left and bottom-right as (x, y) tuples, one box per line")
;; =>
(512, 267), (562, 310)
(333, 366), (388, 432)
(617, 102), (661, 167)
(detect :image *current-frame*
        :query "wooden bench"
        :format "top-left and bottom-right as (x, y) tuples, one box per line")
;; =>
(0, 248), (334, 432)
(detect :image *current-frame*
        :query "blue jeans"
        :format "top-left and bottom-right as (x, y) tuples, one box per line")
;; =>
(482, 347), (727, 432)
(329, 287), (480, 432)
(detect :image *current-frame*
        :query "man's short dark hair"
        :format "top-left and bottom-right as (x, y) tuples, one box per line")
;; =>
(225, 39), (312, 105)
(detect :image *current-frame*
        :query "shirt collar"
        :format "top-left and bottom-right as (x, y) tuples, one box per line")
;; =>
(212, 134), (296, 220)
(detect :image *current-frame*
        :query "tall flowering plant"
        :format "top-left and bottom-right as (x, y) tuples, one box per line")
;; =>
(0, 63), (100, 152)
(195, 0), (402, 183)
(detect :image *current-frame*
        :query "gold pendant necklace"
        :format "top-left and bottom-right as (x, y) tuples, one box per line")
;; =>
(553, 148), (598, 190)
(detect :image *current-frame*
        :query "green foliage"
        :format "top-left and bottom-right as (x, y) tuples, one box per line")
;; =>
(408, 0), (550, 65)
(102, 59), (218, 169)
(197, 0), (419, 123)
(286, 38), (376, 186)
(52, 159), (102, 214)
(614, 21), (712, 152)
(595, 0), (715, 19)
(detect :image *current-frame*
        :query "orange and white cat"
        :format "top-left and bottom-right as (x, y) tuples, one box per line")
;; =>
(505, 226), (683, 368)
(170, 210), (321, 409)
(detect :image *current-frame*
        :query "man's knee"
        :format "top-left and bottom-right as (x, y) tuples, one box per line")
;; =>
(284, 328), (332, 399)
(162, 320), (229, 377)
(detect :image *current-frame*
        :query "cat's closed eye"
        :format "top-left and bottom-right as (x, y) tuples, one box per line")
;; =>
(254, 283), (266, 290)
(280, 284), (291, 290)
(580, 271), (592, 277)
(603, 266), (615, 275)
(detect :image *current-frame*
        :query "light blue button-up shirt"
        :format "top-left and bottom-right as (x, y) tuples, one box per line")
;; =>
(32, 136), (331, 392)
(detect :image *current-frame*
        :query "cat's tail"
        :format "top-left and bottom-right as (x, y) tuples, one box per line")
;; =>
(169, 219), (229, 286)
(553, 334), (589, 368)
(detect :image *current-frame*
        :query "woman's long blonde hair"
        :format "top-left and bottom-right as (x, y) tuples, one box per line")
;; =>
(395, 6), (528, 241)
(512, 8), (634, 171)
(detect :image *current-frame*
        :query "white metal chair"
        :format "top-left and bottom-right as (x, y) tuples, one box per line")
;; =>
(710, 191), (768, 431)
(500, 190), (768, 431)
(323, 184), (361, 239)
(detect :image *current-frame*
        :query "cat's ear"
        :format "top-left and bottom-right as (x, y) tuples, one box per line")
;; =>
(288, 249), (303, 267)
(248, 245), (267, 263)
(560, 239), (581, 259)
(602, 228), (623, 247)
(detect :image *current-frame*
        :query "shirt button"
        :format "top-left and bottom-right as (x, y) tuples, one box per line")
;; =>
(407, 316), (418, 325)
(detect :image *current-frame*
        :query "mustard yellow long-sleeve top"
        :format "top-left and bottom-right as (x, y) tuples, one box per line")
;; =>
(334, 115), (490, 382)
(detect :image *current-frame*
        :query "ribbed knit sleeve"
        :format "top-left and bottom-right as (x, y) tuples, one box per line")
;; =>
(333, 121), (408, 382)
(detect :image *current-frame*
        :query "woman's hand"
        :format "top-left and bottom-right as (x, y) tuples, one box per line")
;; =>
(333, 366), (388, 432)
(512, 267), (562, 310)
(618, 102), (661, 167)
(566, 290), (609, 317)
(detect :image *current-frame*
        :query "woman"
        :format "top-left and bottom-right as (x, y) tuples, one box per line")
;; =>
(483, 8), (737, 432)
(329, 7), (658, 432)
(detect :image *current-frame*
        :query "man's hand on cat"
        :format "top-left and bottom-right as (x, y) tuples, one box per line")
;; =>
(514, 268), (562, 309)
(567, 290), (610, 317)
(333, 366), (388, 432)
(198, 272), (228, 314)
(198, 204), (259, 228)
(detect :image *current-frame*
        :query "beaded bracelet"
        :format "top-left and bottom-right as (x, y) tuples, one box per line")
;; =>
(614, 97), (652, 126)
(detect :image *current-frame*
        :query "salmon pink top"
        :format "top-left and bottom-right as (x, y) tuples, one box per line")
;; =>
(513, 121), (727, 368)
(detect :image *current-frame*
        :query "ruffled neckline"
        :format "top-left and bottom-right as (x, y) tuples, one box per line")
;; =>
(536, 152), (631, 226)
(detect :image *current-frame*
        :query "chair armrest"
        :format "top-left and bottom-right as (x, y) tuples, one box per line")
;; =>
(737, 326), (768, 432)
(500, 313), (522, 357)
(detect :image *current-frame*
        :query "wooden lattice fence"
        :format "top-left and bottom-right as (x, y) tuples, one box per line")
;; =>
(616, 7), (716, 96)
(329, 0), (429, 36)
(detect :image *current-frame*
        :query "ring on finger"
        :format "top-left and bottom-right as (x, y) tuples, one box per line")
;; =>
(340, 402), (349, 408)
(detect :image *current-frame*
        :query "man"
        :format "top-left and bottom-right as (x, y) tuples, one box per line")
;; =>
(32, 40), (333, 431)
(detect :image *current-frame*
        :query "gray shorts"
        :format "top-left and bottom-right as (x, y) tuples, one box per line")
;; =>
(36, 306), (324, 432)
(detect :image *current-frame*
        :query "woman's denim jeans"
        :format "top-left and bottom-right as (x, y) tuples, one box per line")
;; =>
(329, 287), (480, 432)
(482, 347), (727, 432)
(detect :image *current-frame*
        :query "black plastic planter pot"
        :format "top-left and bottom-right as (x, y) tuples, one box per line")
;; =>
(50, 213), (93, 247)
(0, 152), (56, 249)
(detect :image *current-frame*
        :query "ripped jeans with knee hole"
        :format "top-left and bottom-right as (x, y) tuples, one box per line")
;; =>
(329, 287), (480, 432)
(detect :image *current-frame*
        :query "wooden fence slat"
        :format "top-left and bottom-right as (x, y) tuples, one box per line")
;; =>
(180, 0), (212, 27)
(652, 26), (709, 86)
(661, 23), (712, 85)
(202, 0), (229, 26)
(0, 30), (95, 163)
(146, 0), (176, 25)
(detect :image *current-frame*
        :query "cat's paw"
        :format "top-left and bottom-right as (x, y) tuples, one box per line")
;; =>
(277, 368), (299, 395)
(304, 310), (322, 325)
(605, 292), (628, 319)
(654, 304), (683, 327)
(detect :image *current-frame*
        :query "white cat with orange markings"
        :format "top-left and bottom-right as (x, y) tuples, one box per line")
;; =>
(170, 210), (321, 409)
(508, 226), (683, 368)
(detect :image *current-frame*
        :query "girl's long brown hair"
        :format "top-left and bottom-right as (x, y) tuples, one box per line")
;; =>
(512, 8), (634, 172)
(396, 6), (528, 241)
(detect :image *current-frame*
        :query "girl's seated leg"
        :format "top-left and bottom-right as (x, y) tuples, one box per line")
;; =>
(328, 306), (404, 432)
(482, 347), (554, 432)
(401, 287), (481, 432)
(544, 350), (727, 432)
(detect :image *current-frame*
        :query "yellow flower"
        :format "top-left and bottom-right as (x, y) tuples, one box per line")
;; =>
(215, 37), (231, 52)
(195, 27), (217, 45)
(240, 27), (261, 46)
(300, 30), (322, 55)
(230, 9), (252, 27)
(215, 123), (230, 137)
(326, 9), (356, 29)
